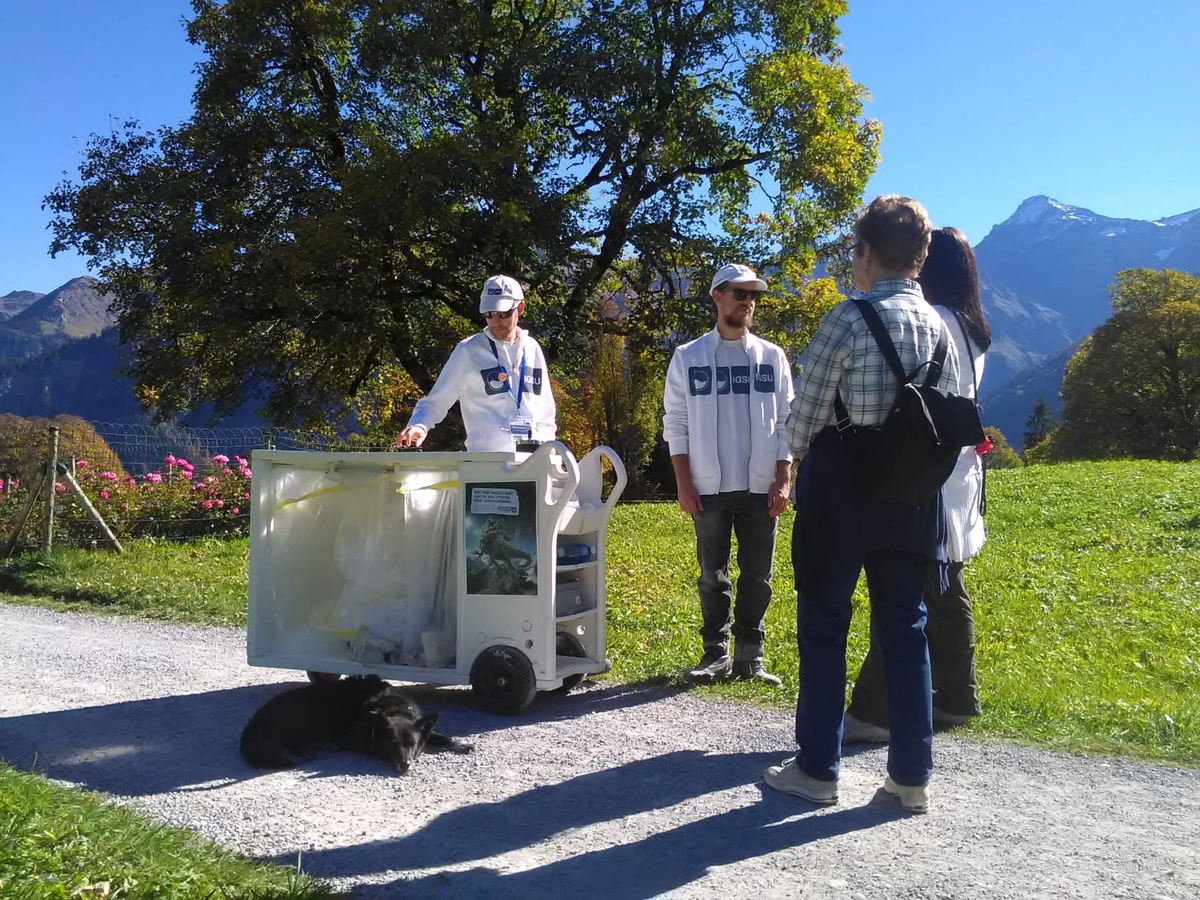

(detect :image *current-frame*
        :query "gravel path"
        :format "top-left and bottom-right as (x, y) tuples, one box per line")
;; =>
(1, 603), (1197, 899)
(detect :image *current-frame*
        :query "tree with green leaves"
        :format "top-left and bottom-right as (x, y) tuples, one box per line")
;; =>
(1056, 269), (1200, 461)
(1021, 397), (1056, 452)
(982, 426), (1022, 469)
(47, 0), (877, 428)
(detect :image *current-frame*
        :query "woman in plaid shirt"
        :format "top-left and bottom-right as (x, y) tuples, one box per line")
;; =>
(764, 195), (961, 814)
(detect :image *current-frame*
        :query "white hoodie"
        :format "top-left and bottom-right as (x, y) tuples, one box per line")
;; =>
(662, 329), (794, 494)
(406, 329), (557, 452)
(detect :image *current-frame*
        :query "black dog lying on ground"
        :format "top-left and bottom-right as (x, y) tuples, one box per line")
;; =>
(239, 675), (474, 774)
(340, 683), (475, 773)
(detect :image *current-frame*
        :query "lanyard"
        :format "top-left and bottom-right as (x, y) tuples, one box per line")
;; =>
(487, 337), (526, 413)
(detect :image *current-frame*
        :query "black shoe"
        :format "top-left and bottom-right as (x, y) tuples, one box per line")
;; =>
(684, 649), (732, 684)
(933, 707), (975, 728)
(733, 660), (782, 687)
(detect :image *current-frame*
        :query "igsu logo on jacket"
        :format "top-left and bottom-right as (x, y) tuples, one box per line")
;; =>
(481, 366), (508, 395)
(753, 364), (776, 392)
(480, 366), (544, 395)
(691, 363), (775, 395)
(716, 366), (751, 395)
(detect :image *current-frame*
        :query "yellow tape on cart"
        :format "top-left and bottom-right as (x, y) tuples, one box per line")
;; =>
(273, 473), (458, 510)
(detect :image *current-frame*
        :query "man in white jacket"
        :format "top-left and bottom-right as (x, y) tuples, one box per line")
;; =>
(396, 275), (557, 452)
(662, 264), (795, 686)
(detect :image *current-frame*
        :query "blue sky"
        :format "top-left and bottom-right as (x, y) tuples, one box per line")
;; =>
(2, 0), (1198, 295)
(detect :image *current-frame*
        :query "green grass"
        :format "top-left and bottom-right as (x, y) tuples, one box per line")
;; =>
(0, 537), (251, 625)
(0, 461), (1197, 894)
(613, 460), (1200, 766)
(969, 461), (1199, 761)
(0, 763), (333, 899)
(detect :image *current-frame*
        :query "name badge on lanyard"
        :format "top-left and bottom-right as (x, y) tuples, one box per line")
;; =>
(488, 337), (529, 443)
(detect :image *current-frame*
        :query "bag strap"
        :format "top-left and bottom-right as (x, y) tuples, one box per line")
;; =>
(833, 298), (947, 431)
(949, 309), (979, 400)
(979, 458), (988, 517)
(853, 297), (947, 388)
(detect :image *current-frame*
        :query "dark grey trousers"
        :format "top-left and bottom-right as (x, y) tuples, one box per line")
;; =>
(692, 491), (778, 655)
(847, 559), (981, 726)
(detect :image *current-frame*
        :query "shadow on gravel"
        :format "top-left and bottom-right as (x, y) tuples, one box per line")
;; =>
(0, 682), (302, 794)
(0, 676), (684, 796)
(293, 749), (902, 898)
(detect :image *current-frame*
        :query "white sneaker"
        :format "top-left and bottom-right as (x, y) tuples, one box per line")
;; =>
(883, 776), (930, 814)
(763, 759), (839, 805)
(843, 712), (890, 744)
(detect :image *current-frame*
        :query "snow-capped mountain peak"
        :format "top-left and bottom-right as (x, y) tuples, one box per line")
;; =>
(1003, 195), (1098, 227)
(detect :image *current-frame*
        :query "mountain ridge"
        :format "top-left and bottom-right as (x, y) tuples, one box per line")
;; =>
(975, 195), (1200, 414)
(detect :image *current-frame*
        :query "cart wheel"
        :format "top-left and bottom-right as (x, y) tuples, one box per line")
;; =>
(470, 645), (538, 714)
(555, 631), (587, 693)
(306, 671), (343, 684)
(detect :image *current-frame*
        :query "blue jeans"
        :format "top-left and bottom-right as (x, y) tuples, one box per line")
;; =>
(793, 542), (933, 787)
(692, 491), (778, 653)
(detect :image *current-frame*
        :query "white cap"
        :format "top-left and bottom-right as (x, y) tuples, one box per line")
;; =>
(710, 263), (767, 294)
(479, 275), (524, 313)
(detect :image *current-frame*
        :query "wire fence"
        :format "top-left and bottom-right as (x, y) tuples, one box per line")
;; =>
(0, 419), (392, 553)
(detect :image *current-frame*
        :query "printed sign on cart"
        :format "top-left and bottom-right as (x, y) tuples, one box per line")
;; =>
(464, 481), (538, 595)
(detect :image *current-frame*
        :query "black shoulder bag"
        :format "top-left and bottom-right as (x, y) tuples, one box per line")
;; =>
(833, 298), (985, 507)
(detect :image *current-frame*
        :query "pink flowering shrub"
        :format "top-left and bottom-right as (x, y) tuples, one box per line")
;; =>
(49, 452), (255, 541)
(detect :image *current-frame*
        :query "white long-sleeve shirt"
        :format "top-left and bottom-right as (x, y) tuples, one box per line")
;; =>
(662, 329), (794, 495)
(406, 329), (557, 452)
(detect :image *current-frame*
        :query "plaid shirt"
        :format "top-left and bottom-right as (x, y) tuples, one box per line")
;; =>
(785, 278), (961, 458)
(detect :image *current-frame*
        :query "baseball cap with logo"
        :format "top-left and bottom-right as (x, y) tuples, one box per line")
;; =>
(479, 275), (525, 313)
(710, 263), (767, 294)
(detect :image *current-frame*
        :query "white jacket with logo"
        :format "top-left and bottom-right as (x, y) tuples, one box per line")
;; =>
(662, 329), (794, 495)
(407, 329), (557, 452)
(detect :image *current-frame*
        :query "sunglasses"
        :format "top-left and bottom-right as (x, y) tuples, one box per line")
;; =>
(483, 309), (515, 319)
(718, 287), (764, 302)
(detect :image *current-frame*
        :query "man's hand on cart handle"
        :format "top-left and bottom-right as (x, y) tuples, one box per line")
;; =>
(396, 425), (428, 449)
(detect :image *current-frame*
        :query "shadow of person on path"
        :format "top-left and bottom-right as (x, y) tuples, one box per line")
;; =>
(363, 800), (898, 900)
(284, 747), (904, 888)
(0, 675), (691, 795)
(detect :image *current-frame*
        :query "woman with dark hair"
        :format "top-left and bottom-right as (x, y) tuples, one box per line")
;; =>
(842, 226), (991, 743)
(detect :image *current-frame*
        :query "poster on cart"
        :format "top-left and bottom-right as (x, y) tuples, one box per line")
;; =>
(464, 481), (539, 595)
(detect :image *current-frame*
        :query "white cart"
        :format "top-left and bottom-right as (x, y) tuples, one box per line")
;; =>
(246, 442), (626, 713)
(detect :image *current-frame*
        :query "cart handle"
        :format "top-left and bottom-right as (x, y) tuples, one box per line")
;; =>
(575, 445), (628, 512)
(511, 440), (579, 513)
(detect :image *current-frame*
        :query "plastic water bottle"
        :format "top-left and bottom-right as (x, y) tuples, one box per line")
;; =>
(557, 543), (593, 566)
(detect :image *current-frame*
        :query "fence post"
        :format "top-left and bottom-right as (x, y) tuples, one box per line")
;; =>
(42, 426), (59, 555)
(3, 464), (47, 558)
(57, 463), (123, 554)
